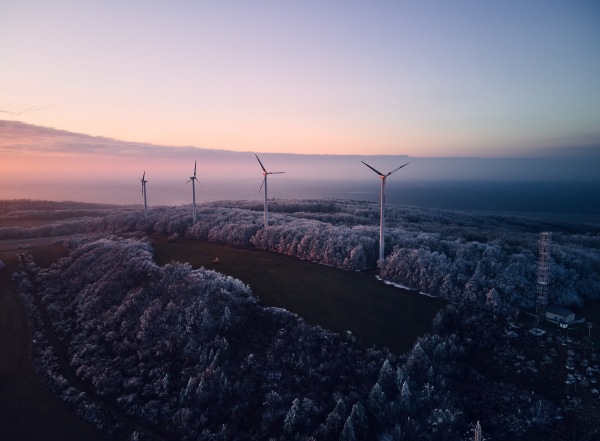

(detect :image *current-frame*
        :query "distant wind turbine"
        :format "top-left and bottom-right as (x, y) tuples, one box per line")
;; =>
(185, 160), (199, 223)
(140, 171), (148, 217)
(255, 154), (285, 229)
(361, 160), (409, 262)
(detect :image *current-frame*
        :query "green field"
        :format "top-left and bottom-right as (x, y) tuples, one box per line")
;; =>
(152, 236), (445, 354)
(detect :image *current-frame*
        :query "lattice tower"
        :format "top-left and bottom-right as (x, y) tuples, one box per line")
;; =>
(536, 232), (552, 318)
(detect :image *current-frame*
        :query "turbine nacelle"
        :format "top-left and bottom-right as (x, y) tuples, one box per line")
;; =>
(140, 171), (147, 194)
(361, 160), (409, 261)
(186, 161), (199, 184)
(140, 171), (148, 216)
(187, 160), (198, 224)
(255, 153), (286, 229)
(361, 161), (409, 179)
(255, 154), (285, 193)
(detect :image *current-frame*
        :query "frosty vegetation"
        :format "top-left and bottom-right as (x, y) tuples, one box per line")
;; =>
(3, 198), (599, 315)
(4, 199), (600, 440)
(16, 235), (580, 440)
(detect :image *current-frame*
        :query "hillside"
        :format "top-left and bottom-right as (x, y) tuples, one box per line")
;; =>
(1, 199), (599, 440)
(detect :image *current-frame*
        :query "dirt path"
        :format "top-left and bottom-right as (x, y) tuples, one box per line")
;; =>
(0, 247), (109, 441)
(15, 251), (175, 441)
(0, 235), (72, 251)
(0, 240), (174, 441)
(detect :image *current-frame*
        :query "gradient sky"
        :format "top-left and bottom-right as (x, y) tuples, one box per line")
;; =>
(1, 0), (599, 156)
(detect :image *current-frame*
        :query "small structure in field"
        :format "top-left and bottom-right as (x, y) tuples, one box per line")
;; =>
(213, 257), (220, 264)
(166, 232), (180, 243)
(545, 305), (576, 328)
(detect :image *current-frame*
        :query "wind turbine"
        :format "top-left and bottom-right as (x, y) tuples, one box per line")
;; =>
(255, 154), (285, 229)
(186, 160), (199, 223)
(140, 171), (148, 217)
(361, 160), (409, 262)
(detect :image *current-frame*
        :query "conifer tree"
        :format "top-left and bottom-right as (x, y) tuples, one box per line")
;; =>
(474, 420), (482, 441)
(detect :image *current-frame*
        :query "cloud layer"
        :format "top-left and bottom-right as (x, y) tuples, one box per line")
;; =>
(1, 120), (599, 212)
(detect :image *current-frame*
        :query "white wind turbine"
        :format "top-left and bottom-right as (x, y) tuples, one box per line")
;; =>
(185, 160), (199, 223)
(140, 171), (148, 217)
(255, 154), (285, 229)
(361, 160), (409, 262)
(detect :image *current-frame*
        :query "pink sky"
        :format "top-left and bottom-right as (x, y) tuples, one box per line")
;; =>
(0, 120), (598, 206)
(1, 1), (599, 157)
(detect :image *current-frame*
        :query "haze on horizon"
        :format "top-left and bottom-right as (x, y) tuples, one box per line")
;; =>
(1, 0), (599, 157)
(1, 120), (599, 225)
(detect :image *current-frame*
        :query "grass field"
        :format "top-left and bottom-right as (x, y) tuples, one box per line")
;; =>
(0, 235), (442, 440)
(152, 236), (445, 354)
(0, 245), (108, 441)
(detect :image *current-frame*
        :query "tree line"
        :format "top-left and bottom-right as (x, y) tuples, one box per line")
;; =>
(16, 236), (569, 440)
(3, 199), (599, 314)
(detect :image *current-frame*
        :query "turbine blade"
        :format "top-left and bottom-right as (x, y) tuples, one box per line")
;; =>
(387, 162), (409, 176)
(255, 154), (267, 173)
(142, 171), (145, 180)
(258, 176), (266, 194)
(361, 161), (385, 177)
(194, 160), (197, 177)
(185, 179), (191, 184)
(268, 172), (286, 174)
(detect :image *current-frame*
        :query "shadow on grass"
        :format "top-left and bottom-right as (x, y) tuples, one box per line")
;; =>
(0, 245), (109, 441)
(152, 236), (444, 354)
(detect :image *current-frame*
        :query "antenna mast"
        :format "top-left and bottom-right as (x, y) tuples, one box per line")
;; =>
(536, 231), (552, 322)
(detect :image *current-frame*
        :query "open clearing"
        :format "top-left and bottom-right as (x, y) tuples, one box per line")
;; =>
(0, 234), (442, 440)
(152, 236), (444, 354)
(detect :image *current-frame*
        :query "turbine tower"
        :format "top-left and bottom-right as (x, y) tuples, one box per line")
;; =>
(255, 154), (285, 229)
(186, 160), (199, 223)
(140, 171), (148, 217)
(361, 160), (409, 262)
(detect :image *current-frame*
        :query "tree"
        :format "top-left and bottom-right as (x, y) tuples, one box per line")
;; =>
(399, 381), (412, 413)
(474, 420), (482, 441)
(368, 383), (387, 423)
(283, 398), (301, 436)
(340, 402), (367, 441)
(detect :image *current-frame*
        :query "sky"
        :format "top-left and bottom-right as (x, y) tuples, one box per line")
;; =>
(1, 120), (599, 218)
(1, 0), (599, 157)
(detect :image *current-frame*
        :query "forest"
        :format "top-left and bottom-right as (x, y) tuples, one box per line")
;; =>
(3, 198), (599, 313)
(2, 199), (600, 440)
